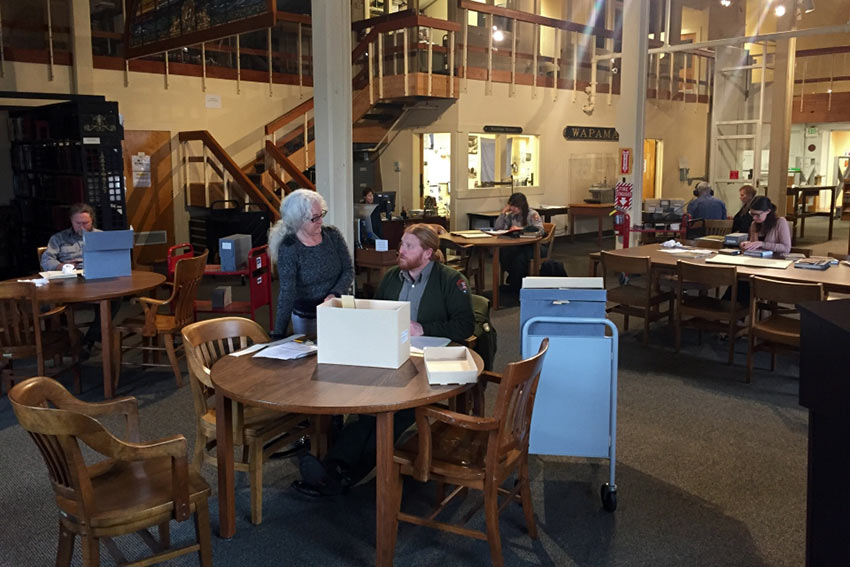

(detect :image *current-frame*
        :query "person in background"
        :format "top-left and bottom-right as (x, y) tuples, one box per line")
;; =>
(687, 181), (727, 221)
(41, 203), (99, 270)
(294, 224), (474, 497)
(494, 192), (543, 291)
(740, 195), (791, 255)
(361, 187), (383, 239)
(732, 184), (757, 234)
(268, 189), (354, 338)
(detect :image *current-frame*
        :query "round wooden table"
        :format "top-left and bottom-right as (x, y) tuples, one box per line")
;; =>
(440, 233), (542, 309)
(25, 271), (166, 398)
(211, 350), (484, 566)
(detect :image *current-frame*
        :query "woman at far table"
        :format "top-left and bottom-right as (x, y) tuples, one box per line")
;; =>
(494, 192), (544, 291)
(740, 195), (791, 255)
(269, 189), (354, 338)
(731, 184), (757, 234)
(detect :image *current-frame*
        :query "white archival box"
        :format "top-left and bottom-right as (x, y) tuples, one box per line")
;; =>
(317, 298), (410, 368)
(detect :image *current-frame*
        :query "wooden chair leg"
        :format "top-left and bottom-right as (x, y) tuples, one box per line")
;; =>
(248, 440), (263, 525)
(71, 364), (82, 395)
(56, 521), (75, 567)
(80, 535), (100, 567)
(162, 333), (183, 387)
(435, 482), (446, 507)
(484, 480), (504, 567)
(192, 426), (206, 474)
(674, 312), (682, 353)
(643, 310), (650, 346)
(111, 331), (123, 392)
(727, 321), (736, 365)
(388, 463), (404, 555)
(518, 460), (538, 539)
(157, 521), (170, 550)
(746, 334), (754, 383)
(194, 500), (213, 567)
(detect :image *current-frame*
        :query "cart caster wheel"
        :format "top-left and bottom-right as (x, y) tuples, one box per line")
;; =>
(601, 483), (617, 512)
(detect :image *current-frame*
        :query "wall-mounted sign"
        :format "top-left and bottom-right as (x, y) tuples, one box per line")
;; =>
(619, 147), (632, 175)
(483, 125), (523, 134)
(563, 126), (619, 141)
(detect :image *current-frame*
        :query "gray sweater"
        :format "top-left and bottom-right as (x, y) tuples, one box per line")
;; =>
(274, 225), (354, 336)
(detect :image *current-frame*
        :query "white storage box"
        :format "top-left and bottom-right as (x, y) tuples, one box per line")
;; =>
(317, 298), (410, 369)
(424, 346), (478, 385)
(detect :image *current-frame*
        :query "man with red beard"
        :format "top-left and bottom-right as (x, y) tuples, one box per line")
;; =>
(294, 224), (474, 497)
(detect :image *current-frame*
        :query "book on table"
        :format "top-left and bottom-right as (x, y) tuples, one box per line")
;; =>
(794, 258), (832, 271)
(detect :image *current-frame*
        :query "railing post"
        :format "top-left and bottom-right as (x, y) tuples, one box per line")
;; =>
(236, 34), (241, 94)
(223, 167), (230, 202)
(799, 59), (807, 111)
(368, 35), (374, 105)
(532, 23), (539, 99)
(403, 27), (409, 96)
(486, 13), (493, 95)
(268, 27), (273, 97)
(298, 22), (303, 96)
(828, 53), (834, 111)
(378, 32), (384, 100)
(124, 59), (129, 87)
(449, 30), (455, 98)
(203, 145), (209, 207)
(181, 141), (189, 208)
(462, 9), (468, 93)
(45, 0), (54, 81)
(553, 28), (560, 101)
(304, 113), (309, 171)
(668, 52), (674, 100)
(164, 51), (170, 89)
(571, 38), (577, 102)
(201, 43), (207, 92)
(510, 18), (516, 97)
(654, 52), (660, 100)
(427, 27), (433, 96)
(0, 4), (5, 78)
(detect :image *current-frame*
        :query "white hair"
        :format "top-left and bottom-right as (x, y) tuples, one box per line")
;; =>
(268, 189), (327, 259)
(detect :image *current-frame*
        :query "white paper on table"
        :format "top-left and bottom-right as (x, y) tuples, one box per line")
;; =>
(230, 335), (304, 357)
(657, 248), (692, 254)
(253, 341), (317, 360)
(410, 336), (451, 355)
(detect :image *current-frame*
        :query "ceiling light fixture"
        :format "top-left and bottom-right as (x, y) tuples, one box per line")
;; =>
(720, 0), (731, 6)
(774, 4), (786, 16)
(492, 27), (505, 42)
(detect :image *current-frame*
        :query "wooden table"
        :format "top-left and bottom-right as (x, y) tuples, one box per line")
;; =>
(355, 248), (398, 292)
(440, 233), (542, 309)
(24, 271), (166, 398)
(211, 351), (484, 566)
(787, 185), (837, 241)
(601, 243), (850, 293)
(466, 211), (502, 229)
(569, 203), (615, 245)
(536, 205), (570, 223)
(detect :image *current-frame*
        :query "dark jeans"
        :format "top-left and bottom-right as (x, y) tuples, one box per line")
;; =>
(500, 243), (549, 289)
(322, 409), (416, 485)
(82, 299), (121, 344)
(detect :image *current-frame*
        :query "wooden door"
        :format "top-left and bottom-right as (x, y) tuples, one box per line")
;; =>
(643, 138), (657, 200)
(122, 131), (175, 264)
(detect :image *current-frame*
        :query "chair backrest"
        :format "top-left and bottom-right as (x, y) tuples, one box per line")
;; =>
(540, 222), (555, 261)
(704, 219), (733, 236)
(172, 250), (209, 329)
(789, 246), (813, 257)
(37, 246), (47, 265)
(750, 276), (823, 323)
(489, 338), (549, 463)
(827, 252), (848, 261)
(9, 376), (141, 521)
(0, 282), (43, 365)
(167, 243), (195, 278)
(182, 317), (270, 419)
(600, 251), (651, 283)
(677, 260), (737, 290)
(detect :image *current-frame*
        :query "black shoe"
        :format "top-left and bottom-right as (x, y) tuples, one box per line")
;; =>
(298, 454), (348, 496)
(291, 480), (325, 498)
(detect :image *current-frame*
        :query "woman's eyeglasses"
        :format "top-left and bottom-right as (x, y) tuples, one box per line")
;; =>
(310, 210), (328, 223)
(749, 210), (767, 218)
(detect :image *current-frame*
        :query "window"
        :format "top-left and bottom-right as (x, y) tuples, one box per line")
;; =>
(468, 133), (539, 189)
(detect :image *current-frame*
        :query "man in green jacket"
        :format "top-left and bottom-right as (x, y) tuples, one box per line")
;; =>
(294, 224), (475, 497)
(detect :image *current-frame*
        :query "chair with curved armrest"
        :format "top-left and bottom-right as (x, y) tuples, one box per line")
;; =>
(388, 339), (549, 567)
(182, 316), (311, 525)
(113, 251), (208, 389)
(9, 376), (212, 566)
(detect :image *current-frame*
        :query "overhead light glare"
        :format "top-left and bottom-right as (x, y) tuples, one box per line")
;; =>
(801, 0), (815, 13)
(774, 4), (786, 16)
(720, 0), (731, 7)
(492, 28), (505, 42)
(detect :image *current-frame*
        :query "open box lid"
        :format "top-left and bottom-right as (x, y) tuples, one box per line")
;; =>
(83, 229), (134, 252)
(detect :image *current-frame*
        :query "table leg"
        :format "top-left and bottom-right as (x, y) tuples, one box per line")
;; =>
(216, 392), (236, 538)
(828, 188), (835, 240)
(490, 247), (501, 310)
(597, 214), (603, 246)
(569, 214), (575, 239)
(532, 241), (541, 276)
(99, 300), (114, 399)
(800, 194), (807, 239)
(376, 412), (399, 567)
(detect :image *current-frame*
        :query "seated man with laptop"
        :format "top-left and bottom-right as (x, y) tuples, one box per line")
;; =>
(294, 224), (475, 497)
(40, 203), (120, 354)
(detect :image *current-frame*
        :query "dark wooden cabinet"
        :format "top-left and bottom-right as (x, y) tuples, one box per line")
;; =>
(798, 299), (850, 567)
(380, 216), (448, 250)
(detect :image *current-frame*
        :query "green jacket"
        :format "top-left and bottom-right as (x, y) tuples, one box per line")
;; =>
(375, 262), (475, 344)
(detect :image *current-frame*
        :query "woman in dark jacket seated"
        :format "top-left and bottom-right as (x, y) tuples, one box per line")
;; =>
(493, 192), (543, 291)
(731, 184), (756, 234)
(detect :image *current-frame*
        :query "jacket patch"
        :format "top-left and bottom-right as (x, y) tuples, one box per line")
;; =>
(456, 279), (468, 294)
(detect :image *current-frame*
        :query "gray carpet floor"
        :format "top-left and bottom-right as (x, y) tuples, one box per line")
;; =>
(0, 216), (845, 566)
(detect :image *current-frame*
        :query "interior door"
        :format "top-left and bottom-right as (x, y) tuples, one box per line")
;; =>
(122, 131), (175, 264)
(643, 139), (657, 200)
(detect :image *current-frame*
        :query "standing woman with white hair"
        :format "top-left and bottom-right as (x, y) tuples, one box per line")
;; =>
(268, 189), (354, 338)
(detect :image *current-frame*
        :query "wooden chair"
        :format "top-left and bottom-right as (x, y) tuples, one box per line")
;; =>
(37, 245), (47, 266)
(529, 222), (556, 275)
(747, 276), (823, 383)
(704, 219), (733, 236)
(828, 252), (848, 261)
(181, 317), (311, 525)
(389, 339), (549, 567)
(789, 246), (813, 257)
(600, 252), (674, 345)
(0, 282), (80, 395)
(9, 376), (212, 567)
(113, 250), (208, 389)
(675, 261), (748, 365)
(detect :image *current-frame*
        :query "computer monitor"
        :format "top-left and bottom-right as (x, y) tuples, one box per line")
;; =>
(374, 191), (396, 219)
(354, 203), (379, 244)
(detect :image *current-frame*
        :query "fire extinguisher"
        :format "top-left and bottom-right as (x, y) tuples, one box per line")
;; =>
(612, 210), (630, 248)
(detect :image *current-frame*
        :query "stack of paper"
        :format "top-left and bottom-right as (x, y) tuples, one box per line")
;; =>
(253, 342), (317, 360)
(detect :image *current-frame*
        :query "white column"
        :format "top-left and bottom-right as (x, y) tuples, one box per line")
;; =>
(767, 12), (796, 216)
(311, 0), (353, 248)
(614, 0), (650, 248)
(68, 0), (95, 94)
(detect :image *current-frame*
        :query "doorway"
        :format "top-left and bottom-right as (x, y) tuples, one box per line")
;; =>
(643, 139), (662, 199)
(421, 133), (451, 216)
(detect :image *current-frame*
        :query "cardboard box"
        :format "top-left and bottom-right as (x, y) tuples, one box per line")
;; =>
(211, 286), (232, 309)
(219, 234), (251, 272)
(82, 229), (134, 279)
(317, 298), (410, 369)
(424, 346), (478, 385)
